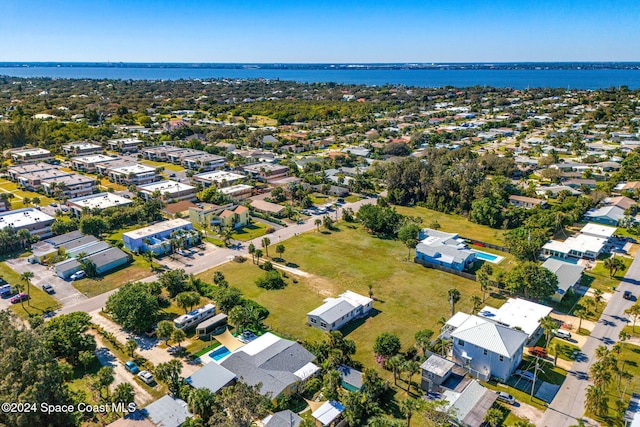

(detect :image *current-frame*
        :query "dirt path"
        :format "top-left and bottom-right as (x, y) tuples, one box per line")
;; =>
(510, 400), (545, 424)
(92, 333), (155, 407)
(272, 262), (336, 297)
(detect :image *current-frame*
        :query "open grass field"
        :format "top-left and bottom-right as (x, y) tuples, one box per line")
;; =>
(231, 221), (269, 241)
(197, 223), (505, 371)
(0, 262), (60, 319)
(73, 257), (154, 298)
(140, 159), (185, 172)
(394, 205), (508, 246)
(0, 179), (56, 208)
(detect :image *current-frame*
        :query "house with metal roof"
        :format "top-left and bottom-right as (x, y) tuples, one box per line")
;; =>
(442, 380), (498, 427)
(262, 410), (303, 427)
(139, 395), (191, 427)
(476, 298), (552, 345)
(336, 364), (363, 392)
(542, 258), (585, 302)
(415, 228), (477, 272)
(311, 401), (345, 427)
(442, 313), (528, 381)
(185, 360), (236, 394)
(584, 205), (625, 226)
(307, 290), (373, 331)
(220, 332), (319, 399)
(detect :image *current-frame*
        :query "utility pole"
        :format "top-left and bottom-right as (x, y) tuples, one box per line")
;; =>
(530, 357), (545, 401)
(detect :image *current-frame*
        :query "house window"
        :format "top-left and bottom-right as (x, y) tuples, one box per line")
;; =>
(320, 322), (327, 328)
(499, 355), (504, 362)
(483, 349), (488, 356)
(310, 319), (316, 323)
(458, 340), (464, 347)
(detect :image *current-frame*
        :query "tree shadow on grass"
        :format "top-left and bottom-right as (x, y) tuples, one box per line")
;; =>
(339, 308), (381, 338)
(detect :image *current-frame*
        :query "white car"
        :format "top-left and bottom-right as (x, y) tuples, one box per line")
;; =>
(70, 270), (86, 281)
(497, 392), (515, 404)
(138, 370), (154, 385)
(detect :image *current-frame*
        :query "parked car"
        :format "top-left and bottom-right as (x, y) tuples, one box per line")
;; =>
(70, 271), (86, 281)
(124, 361), (140, 374)
(50, 202), (58, 207)
(624, 290), (633, 300)
(497, 392), (515, 404)
(528, 346), (547, 357)
(169, 173), (176, 177)
(138, 370), (154, 384)
(553, 329), (572, 340)
(42, 283), (54, 294)
(0, 284), (14, 297)
(515, 370), (535, 381)
(10, 293), (29, 304)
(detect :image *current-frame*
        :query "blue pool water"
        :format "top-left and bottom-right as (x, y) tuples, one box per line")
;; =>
(209, 346), (231, 361)
(471, 249), (504, 264)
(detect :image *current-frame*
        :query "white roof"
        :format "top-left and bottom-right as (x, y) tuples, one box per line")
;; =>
(72, 154), (114, 163)
(12, 148), (50, 156)
(68, 193), (132, 210)
(64, 142), (101, 149)
(0, 208), (54, 229)
(445, 311), (472, 329)
(294, 362), (321, 381)
(580, 223), (617, 238)
(138, 180), (195, 194)
(236, 332), (281, 356)
(543, 233), (607, 255)
(339, 290), (373, 307)
(312, 401), (345, 426)
(109, 163), (156, 174)
(122, 219), (192, 239)
(477, 298), (552, 338)
(219, 184), (253, 194)
(450, 314), (528, 358)
(194, 170), (245, 183)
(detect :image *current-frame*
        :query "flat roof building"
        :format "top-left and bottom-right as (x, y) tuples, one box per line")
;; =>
(477, 298), (552, 344)
(7, 162), (57, 180)
(62, 142), (103, 156)
(242, 163), (289, 182)
(107, 138), (142, 152)
(67, 193), (133, 216)
(0, 208), (55, 237)
(542, 233), (608, 259)
(9, 148), (53, 164)
(107, 163), (158, 185)
(71, 154), (118, 172)
(122, 219), (197, 255)
(218, 184), (253, 200)
(137, 180), (197, 202)
(192, 170), (246, 187)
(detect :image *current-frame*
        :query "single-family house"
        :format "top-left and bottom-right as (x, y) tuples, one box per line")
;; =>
(476, 298), (553, 345)
(185, 361), (237, 394)
(415, 228), (477, 272)
(584, 205), (626, 226)
(312, 401), (345, 427)
(542, 233), (608, 259)
(508, 195), (547, 210)
(542, 258), (585, 302)
(262, 410), (303, 427)
(250, 199), (286, 217)
(442, 313), (528, 381)
(420, 354), (455, 391)
(441, 380), (499, 427)
(139, 395), (192, 427)
(336, 365), (363, 392)
(307, 290), (373, 331)
(220, 332), (320, 399)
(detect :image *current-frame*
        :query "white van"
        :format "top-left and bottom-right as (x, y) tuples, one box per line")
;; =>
(553, 329), (572, 340)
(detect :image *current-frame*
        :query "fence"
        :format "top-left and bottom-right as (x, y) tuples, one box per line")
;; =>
(460, 237), (510, 253)
(414, 258), (477, 281)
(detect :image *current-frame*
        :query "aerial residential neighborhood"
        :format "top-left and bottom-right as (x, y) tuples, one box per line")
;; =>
(0, 75), (640, 427)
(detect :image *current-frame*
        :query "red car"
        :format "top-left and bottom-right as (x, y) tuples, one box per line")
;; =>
(528, 346), (547, 357)
(10, 293), (29, 304)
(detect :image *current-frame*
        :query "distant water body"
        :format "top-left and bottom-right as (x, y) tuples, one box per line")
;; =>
(1, 66), (639, 89)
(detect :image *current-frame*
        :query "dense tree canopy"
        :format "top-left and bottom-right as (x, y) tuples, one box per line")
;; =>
(105, 282), (159, 332)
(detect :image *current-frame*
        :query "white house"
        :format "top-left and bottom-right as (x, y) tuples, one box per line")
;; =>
(442, 313), (528, 381)
(307, 290), (373, 331)
(542, 233), (607, 259)
(477, 298), (552, 345)
(415, 228), (477, 271)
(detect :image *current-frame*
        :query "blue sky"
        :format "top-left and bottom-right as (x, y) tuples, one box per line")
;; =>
(1, 0), (638, 62)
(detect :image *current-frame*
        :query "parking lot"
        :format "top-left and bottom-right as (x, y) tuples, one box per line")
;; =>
(5, 257), (87, 306)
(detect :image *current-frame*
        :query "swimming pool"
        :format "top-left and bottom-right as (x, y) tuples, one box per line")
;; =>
(209, 346), (231, 361)
(471, 249), (504, 264)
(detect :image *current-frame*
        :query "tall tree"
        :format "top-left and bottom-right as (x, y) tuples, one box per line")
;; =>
(447, 288), (461, 317)
(20, 271), (34, 306)
(261, 237), (271, 257)
(155, 360), (184, 398)
(414, 329), (434, 357)
(505, 262), (558, 299)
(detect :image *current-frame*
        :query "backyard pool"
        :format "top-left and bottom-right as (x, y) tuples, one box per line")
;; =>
(209, 346), (231, 361)
(471, 249), (504, 264)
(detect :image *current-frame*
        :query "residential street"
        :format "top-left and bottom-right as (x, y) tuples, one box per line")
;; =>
(538, 255), (640, 427)
(58, 196), (375, 316)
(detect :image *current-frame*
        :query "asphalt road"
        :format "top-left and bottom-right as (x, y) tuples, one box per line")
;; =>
(58, 196), (375, 316)
(538, 255), (640, 427)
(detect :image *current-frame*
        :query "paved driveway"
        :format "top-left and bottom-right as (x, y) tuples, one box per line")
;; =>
(6, 257), (87, 306)
(538, 255), (640, 427)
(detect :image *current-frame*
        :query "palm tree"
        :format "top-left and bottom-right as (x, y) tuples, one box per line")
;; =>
(414, 329), (434, 357)
(574, 308), (588, 332)
(447, 288), (461, 317)
(604, 255), (625, 277)
(255, 249), (263, 265)
(540, 315), (558, 348)
(248, 243), (256, 264)
(404, 360), (420, 392)
(625, 304), (640, 332)
(386, 354), (404, 386)
(470, 295), (482, 314)
(585, 385), (608, 417)
(593, 289), (604, 310)
(261, 237), (271, 257)
(314, 218), (321, 232)
(20, 271), (34, 306)
(125, 339), (138, 357)
(400, 398), (422, 427)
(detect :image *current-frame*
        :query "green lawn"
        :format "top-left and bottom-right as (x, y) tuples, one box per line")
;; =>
(548, 338), (581, 361)
(587, 343), (640, 426)
(309, 193), (335, 205)
(0, 262), (60, 320)
(141, 160), (185, 172)
(197, 223), (504, 370)
(344, 195), (362, 203)
(394, 205), (507, 246)
(73, 258), (154, 297)
(231, 221), (270, 242)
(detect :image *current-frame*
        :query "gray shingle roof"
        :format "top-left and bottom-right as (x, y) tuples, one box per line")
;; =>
(337, 364), (363, 390)
(141, 395), (191, 427)
(308, 299), (356, 324)
(264, 410), (302, 427)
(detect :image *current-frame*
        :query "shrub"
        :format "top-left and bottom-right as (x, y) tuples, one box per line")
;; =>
(255, 270), (287, 290)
